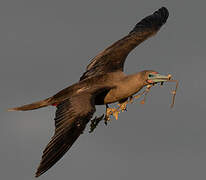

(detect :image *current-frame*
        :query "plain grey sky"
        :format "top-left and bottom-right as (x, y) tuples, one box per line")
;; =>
(1, 0), (206, 179)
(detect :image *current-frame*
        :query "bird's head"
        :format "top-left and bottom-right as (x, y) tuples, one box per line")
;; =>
(136, 70), (178, 108)
(140, 70), (171, 85)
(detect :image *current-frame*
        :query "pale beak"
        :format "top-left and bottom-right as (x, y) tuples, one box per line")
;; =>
(148, 74), (169, 83)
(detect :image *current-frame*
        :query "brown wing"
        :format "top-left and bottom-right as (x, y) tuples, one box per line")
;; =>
(35, 92), (96, 177)
(80, 7), (169, 81)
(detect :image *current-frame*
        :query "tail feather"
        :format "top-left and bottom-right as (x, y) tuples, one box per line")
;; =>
(8, 98), (52, 111)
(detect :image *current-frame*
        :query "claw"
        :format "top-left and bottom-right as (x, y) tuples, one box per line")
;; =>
(104, 105), (121, 124)
(106, 107), (119, 119)
(113, 111), (119, 120)
(118, 101), (128, 112)
(104, 107), (112, 123)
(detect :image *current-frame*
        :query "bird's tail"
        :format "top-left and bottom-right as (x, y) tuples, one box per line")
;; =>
(8, 97), (52, 111)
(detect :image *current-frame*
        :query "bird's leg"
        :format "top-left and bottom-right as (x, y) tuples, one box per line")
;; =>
(104, 85), (153, 124)
(105, 85), (154, 124)
(118, 98), (128, 112)
(128, 96), (134, 104)
(105, 104), (113, 123)
(104, 104), (120, 124)
(89, 114), (104, 133)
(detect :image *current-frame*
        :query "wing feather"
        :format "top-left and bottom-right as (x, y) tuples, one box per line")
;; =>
(35, 93), (95, 177)
(80, 7), (169, 81)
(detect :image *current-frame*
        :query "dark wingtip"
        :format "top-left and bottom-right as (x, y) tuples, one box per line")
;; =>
(35, 169), (44, 178)
(130, 7), (169, 33)
(35, 173), (40, 178)
(35, 165), (48, 178)
(154, 7), (169, 25)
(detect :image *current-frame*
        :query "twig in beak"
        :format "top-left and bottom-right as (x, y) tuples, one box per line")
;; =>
(140, 84), (153, 104)
(130, 74), (178, 108)
(166, 79), (179, 108)
(130, 84), (153, 105)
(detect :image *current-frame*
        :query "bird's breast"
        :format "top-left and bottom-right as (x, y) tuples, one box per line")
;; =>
(103, 85), (143, 104)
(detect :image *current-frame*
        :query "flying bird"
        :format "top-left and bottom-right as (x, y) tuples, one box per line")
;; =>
(9, 7), (170, 177)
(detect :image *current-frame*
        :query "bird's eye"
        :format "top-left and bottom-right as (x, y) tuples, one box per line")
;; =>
(148, 74), (154, 78)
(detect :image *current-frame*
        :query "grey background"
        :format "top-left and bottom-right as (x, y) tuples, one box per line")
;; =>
(1, 0), (206, 179)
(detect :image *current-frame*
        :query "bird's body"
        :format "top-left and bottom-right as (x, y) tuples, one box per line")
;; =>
(52, 71), (126, 105)
(8, 7), (171, 177)
(51, 70), (148, 105)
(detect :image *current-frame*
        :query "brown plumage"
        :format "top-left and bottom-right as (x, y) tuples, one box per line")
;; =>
(80, 7), (169, 81)
(8, 7), (169, 177)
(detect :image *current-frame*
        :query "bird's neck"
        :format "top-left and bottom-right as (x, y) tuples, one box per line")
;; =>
(122, 73), (145, 92)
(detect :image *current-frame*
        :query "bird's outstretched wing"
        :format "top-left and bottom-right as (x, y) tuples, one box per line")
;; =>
(35, 91), (96, 177)
(80, 7), (169, 81)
